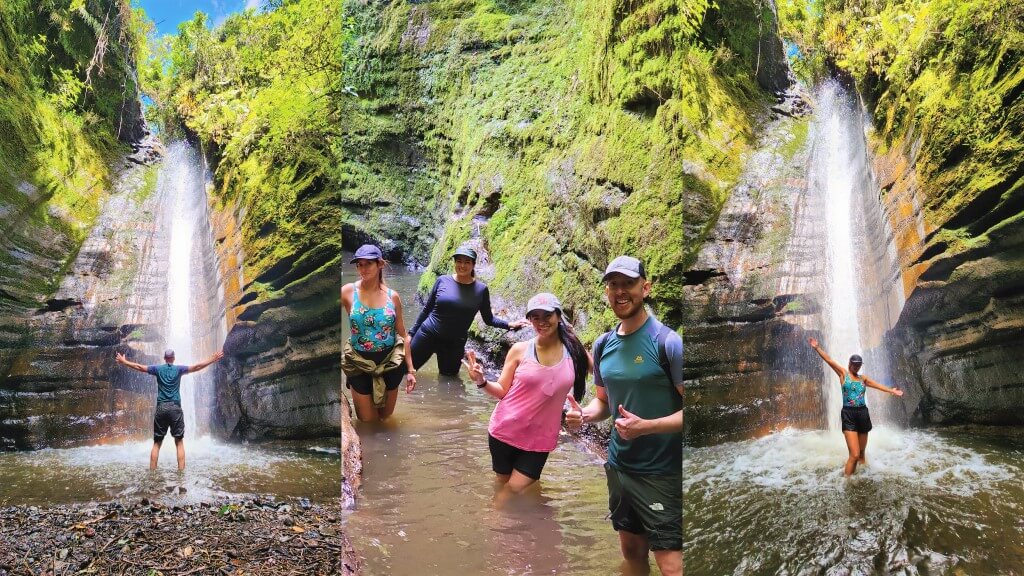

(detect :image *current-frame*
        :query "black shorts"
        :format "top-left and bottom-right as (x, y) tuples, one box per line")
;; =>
(841, 406), (873, 433)
(154, 402), (185, 440)
(606, 463), (682, 551)
(345, 348), (407, 395)
(488, 434), (550, 480)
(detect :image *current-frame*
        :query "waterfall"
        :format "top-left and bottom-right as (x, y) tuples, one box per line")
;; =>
(808, 81), (904, 430)
(156, 142), (224, 438)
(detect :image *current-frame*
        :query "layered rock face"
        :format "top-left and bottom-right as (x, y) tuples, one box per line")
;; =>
(876, 129), (1024, 425)
(1, 143), (165, 450)
(153, 2), (342, 442)
(683, 111), (827, 445)
(689, 0), (1024, 438)
(843, 1), (1024, 426)
(211, 199), (340, 440)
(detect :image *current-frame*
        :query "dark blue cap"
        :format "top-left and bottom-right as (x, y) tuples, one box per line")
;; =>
(850, 354), (863, 365)
(349, 244), (383, 263)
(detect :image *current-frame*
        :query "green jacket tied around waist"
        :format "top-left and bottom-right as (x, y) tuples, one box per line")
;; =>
(342, 337), (406, 408)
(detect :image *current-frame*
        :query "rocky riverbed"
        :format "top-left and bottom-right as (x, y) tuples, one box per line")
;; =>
(0, 497), (342, 575)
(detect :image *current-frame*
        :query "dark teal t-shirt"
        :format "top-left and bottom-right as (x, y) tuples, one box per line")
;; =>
(146, 363), (189, 404)
(594, 315), (683, 475)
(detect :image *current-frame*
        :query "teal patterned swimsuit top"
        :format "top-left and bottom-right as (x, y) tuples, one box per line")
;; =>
(842, 372), (866, 407)
(349, 285), (397, 352)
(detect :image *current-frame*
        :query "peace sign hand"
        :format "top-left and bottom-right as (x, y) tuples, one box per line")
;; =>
(461, 350), (485, 386)
(614, 404), (647, 441)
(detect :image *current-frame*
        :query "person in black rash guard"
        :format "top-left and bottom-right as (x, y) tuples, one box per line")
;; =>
(409, 245), (528, 376)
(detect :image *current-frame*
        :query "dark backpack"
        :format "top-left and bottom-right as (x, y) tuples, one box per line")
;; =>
(593, 322), (677, 384)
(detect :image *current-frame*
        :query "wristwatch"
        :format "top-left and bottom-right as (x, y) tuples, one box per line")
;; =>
(476, 379), (487, 389)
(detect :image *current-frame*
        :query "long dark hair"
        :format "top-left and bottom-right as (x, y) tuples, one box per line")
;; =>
(555, 311), (588, 401)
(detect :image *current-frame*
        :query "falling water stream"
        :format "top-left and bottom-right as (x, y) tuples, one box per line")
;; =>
(342, 254), (630, 575)
(684, 83), (1024, 574)
(0, 142), (337, 505)
(161, 142), (220, 438)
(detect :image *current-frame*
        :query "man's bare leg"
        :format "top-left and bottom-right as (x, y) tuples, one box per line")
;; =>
(175, 437), (185, 471)
(618, 531), (651, 574)
(150, 439), (162, 469)
(653, 549), (683, 576)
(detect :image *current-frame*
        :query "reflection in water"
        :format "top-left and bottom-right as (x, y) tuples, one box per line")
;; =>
(343, 254), (631, 575)
(685, 427), (1024, 573)
(0, 438), (339, 505)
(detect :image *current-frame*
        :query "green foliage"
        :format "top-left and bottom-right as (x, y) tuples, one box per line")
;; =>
(825, 0), (1024, 241)
(0, 0), (143, 314)
(341, 0), (773, 334)
(153, 0), (342, 304)
(776, 0), (826, 80)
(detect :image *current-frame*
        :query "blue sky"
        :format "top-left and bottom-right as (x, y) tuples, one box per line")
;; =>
(136, 0), (261, 36)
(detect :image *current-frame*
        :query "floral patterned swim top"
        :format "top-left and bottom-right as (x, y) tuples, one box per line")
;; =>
(842, 372), (867, 408)
(349, 285), (397, 352)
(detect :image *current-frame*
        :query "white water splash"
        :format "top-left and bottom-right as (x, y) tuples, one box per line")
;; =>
(685, 427), (1014, 497)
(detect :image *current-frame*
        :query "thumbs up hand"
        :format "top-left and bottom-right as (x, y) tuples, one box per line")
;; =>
(564, 394), (585, 429)
(614, 404), (646, 441)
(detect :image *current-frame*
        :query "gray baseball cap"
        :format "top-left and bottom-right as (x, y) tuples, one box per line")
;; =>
(526, 293), (562, 315)
(602, 255), (646, 281)
(163, 349), (175, 359)
(349, 244), (383, 263)
(453, 245), (477, 261)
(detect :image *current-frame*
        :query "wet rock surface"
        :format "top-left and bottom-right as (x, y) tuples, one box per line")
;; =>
(1, 140), (167, 450)
(0, 497), (341, 575)
(209, 196), (341, 442)
(875, 137), (1024, 425)
(683, 111), (826, 445)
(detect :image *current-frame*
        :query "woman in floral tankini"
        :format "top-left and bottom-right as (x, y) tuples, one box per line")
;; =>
(343, 244), (416, 421)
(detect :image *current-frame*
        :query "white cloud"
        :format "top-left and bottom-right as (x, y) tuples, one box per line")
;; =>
(244, 0), (260, 10)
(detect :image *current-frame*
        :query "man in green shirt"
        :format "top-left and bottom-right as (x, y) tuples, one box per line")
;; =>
(116, 348), (223, 471)
(566, 255), (683, 575)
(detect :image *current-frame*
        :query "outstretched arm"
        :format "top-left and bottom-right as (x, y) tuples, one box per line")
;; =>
(808, 337), (844, 378)
(864, 375), (903, 397)
(479, 285), (528, 330)
(115, 352), (149, 373)
(188, 350), (224, 373)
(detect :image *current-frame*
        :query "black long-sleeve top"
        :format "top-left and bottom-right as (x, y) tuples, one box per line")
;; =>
(410, 275), (511, 340)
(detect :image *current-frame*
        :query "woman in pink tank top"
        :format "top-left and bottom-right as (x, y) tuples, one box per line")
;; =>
(464, 293), (591, 496)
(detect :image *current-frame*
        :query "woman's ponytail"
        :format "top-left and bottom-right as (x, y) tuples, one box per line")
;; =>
(556, 312), (588, 401)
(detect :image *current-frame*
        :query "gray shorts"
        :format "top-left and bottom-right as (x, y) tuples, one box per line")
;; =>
(154, 402), (185, 440)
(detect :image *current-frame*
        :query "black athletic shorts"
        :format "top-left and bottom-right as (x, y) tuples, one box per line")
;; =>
(154, 402), (185, 440)
(841, 406), (873, 433)
(488, 434), (550, 480)
(605, 463), (682, 551)
(345, 348), (407, 395)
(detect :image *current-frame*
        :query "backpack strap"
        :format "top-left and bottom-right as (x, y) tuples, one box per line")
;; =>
(654, 323), (674, 384)
(592, 331), (611, 384)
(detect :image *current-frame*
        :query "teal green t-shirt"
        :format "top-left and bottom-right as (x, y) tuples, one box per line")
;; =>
(594, 315), (683, 475)
(146, 363), (189, 404)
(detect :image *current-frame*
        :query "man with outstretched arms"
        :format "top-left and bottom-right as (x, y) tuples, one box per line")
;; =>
(116, 348), (224, 471)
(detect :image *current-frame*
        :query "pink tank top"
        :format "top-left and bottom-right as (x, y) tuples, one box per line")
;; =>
(488, 340), (575, 453)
